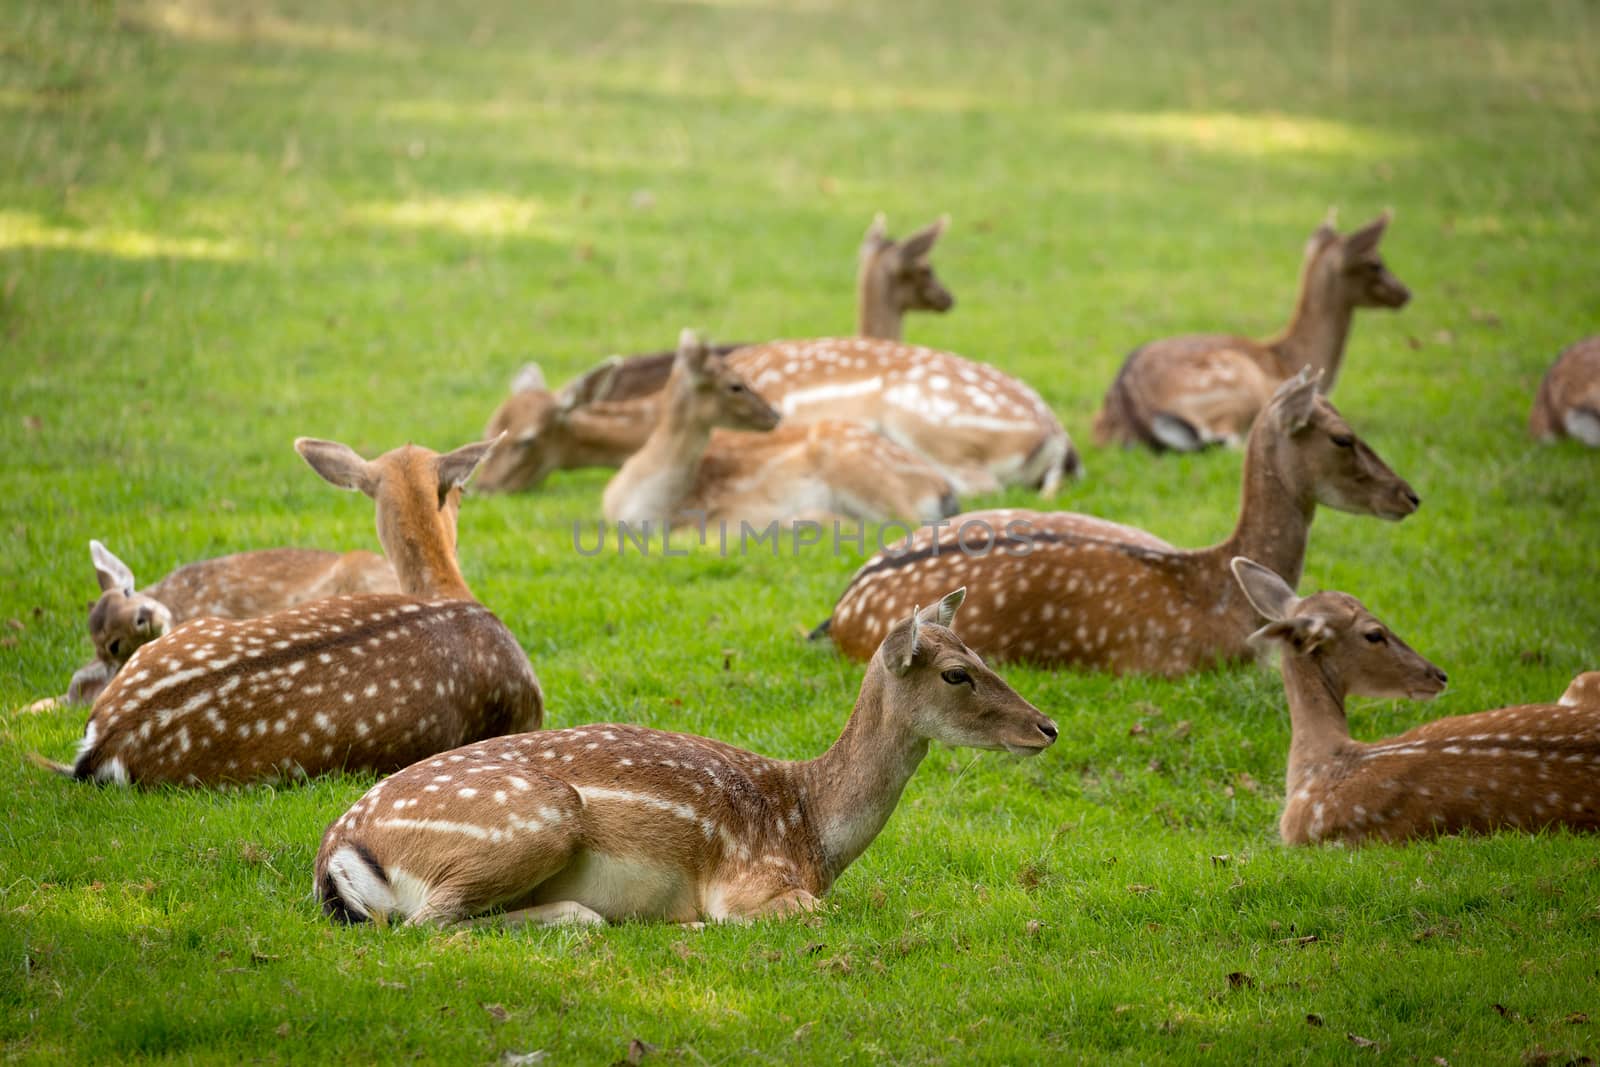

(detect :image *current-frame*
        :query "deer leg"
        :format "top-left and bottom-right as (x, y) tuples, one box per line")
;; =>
(460, 900), (607, 929)
(741, 888), (822, 921)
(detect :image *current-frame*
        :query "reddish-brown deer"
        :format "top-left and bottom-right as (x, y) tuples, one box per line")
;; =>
(1528, 336), (1600, 446)
(474, 213), (959, 493)
(39, 436), (542, 786)
(58, 540), (397, 706)
(819, 371), (1419, 674)
(313, 588), (1057, 926)
(1093, 212), (1411, 452)
(1231, 557), (1600, 845)
(602, 331), (959, 529)
(1562, 672), (1600, 708)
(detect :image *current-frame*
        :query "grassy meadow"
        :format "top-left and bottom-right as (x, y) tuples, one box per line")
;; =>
(2, 0), (1598, 1061)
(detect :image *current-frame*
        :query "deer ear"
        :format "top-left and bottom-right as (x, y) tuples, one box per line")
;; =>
(90, 540), (136, 594)
(880, 609), (923, 677)
(1269, 368), (1322, 432)
(1343, 210), (1391, 258)
(1249, 615), (1335, 655)
(861, 212), (890, 251)
(558, 356), (622, 414)
(1230, 558), (1297, 621)
(916, 587), (966, 629)
(436, 435), (501, 502)
(897, 215), (948, 262)
(510, 363), (547, 395)
(675, 328), (711, 380)
(296, 438), (378, 496)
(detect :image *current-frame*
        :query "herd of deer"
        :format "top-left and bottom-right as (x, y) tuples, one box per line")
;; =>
(22, 212), (1599, 928)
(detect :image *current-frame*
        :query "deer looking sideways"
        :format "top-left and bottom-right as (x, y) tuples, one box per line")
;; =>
(819, 371), (1419, 675)
(474, 214), (957, 494)
(1231, 558), (1600, 845)
(1528, 335), (1600, 446)
(36, 436), (541, 787)
(314, 588), (1057, 926)
(1093, 211), (1411, 452)
(55, 540), (397, 707)
(602, 330), (959, 530)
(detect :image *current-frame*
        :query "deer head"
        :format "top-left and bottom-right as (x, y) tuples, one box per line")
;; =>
(1259, 370), (1421, 521)
(295, 435), (501, 600)
(665, 329), (781, 434)
(877, 589), (1058, 754)
(474, 360), (624, 493)
(858, 214), (954, 338)
(1304, 210), (1410, 311)
(84, 540), (173, 669)
(1233, 558), (1448, 701)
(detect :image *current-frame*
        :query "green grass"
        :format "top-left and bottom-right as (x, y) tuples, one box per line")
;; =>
(3, 0), (1599, 1061)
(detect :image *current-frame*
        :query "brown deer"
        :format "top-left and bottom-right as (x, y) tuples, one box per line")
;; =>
(36, 436), (542, 786)
(1093, 212), (1411, 452)
(312, 588), (1057, 926)
(1231, 557), (1600, 845)
(1562, 672), (1600, 708)
(1528, 336), (1600, 445)
(474, 213), (958, 493)
(601, 331), (960, 529)
(818, 371), (1419, 674)
(58, 540), (397, 706)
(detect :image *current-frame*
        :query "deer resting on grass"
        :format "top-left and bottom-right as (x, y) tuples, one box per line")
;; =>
(1094, 212), (1410, 452)
(38, 436), (542, 786)
(1232, 558), (1600, 845)
(1528, 336), (1600, 446)
(313, 588), (1057, 926)
(818, 371), (1419, 674)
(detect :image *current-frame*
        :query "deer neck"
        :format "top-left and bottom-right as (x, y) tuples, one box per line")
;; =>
(856, 259), (903, 340)
(382, 493), (475, 602)
(795, 665), (929, 885)
(1279, 651), (1354, 795)
(1208, 435), (1316, 602)
(567, 400), (660, 465)
(613, 397), (716, 522)
(1267, 263), (1355, 390)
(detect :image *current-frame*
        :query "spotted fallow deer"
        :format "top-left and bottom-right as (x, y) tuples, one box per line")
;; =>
(1562, 672), (1600, 708)
(1093, 212), (1411, 452)
(1231, 558), (1600, 845)
(313, 588), (1057, 926)
(38, 436), (542, 787)
(1529, 336), (1600, 446)
(601, 330), (959, 529)
(819, 371), (1419, 674)
(59, 540), (398, 706)
(474, 213), (959, 494)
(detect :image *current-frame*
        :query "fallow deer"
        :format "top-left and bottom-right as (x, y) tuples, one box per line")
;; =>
(818, 371), (1419, 674)
(313, 588), (1057, 926)
(602, 330), (960, 529)
(474, 213), (959, 493)
(60, 540), (397, 705)
(1562, 672), (1600, 708)
(1528, 336), (1600, 446)
(1093, 212), (1411, 452)
(38, 436), (542, 786)
(1231, 557), (1600, 845)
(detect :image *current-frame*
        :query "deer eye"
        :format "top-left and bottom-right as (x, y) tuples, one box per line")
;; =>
(1330, 434), (1354, 448)
(107, 639), (123, 658)
(1364, 631), (1386, 644)
(727, 383), (745, 393)
(941, 668), (972, 687)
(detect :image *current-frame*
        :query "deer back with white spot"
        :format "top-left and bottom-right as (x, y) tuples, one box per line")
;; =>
(313, 589), (1057, 927)
(1560, 671), (1600, 708)
(67, 541), (398, 708)
(856, 213), (955, 341)
(1232, 557), (1600, 845)
(824, 372), (1419, 674)
(1094, 211), (1411, 451)
(61, 436), (543, 786)
(1528, 336), (1600, 445)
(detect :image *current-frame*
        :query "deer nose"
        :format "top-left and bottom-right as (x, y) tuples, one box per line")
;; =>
(1404, 489), (1420, 508)
(135, 607), (153, 629)
(1433, 668), (1448, 685)
(1036, 719), (1059, 743)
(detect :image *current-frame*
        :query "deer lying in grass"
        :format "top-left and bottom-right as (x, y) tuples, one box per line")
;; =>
(314, 588), (1057, 926)
(1231, 558), (1600, 845)
(474, 214), (960, 493)
(1094, 212), (1411, 452)
(1562, 672), (1600, 708)
(38, 436), (542, 786)
(819, 371), (1419, 674)
(1529, 336), (1600, 446)
(602, 330), (960, 529)
(58, 541), (397, 706)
